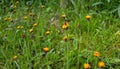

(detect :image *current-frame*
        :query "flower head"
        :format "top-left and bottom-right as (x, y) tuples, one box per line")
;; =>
(118, 32), (120, 36)
(62, 36), (67, 41)
(13, 55), (17, 60)
(33, 23), (37, 27)
(17, 26), (24, 29)
(61, 14), (66, 18)
(98, 61), (105, 68)
(94, 51), (100, 57)
(29, 12), (34, 16)
(86, 15), (91, 20)
(43, 47), (49, 52)
(41, 5), (45, 8)
(29, 28), (33, 32)
(45, 31), (50, 35)
(84, 63), (91, 69)
(8, 17), (13, 22)
(4, 18), (8, 21)
(62, 22), (69, 29)
(23, 16), (27, 19)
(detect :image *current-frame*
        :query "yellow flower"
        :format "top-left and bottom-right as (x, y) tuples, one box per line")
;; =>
(94, 51), (100, 57)
(17, 26), (24, 29)
(29, 12), (34, 16)
(84, 63), (91, 69)
(13, 55), (17, 60)
(29, 28), (33, 32)
(118, 32), (120, 36)
(14, 5), (16, 9)
(62, 36), (67, 41)
(43, 47), (49, 52)
(16, 1), (19, 4)
(8, 17), (13, 22)
(4, 18), (8, 21)
(62, 22), (69, 29)
(98, 61), (105, 68)
(86, 15), (91, 19)
(20, 26), (24, 29)
(33, 23), (37, 27)
(41, 5), (45, 8)
(61, 14), (66, 18)
(23, 16), (27, 19)
(17, 26), (21, 29)
(45, 31), (50, 35)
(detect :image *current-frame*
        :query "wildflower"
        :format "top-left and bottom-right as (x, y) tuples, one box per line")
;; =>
(13, 55), (17, 60)
(14, 5), (16, 9)
(62, 36), (67, 41)
(4, 18), (8, 21)
(14, 10), (16, 13)
(17, 26), (21, 29)
(84, 63), (91, 69)
(23, 16), (27, 19)
(29, 28), (33, 32)
(8, 17), (13, 22)
(17, 26), (24, 29)
(33, 23), (37, 27)
(118, 32), (120, 36)
(21, 33), (25, 38)
(61, 14), (66, 18)
(45, 31), (50, 35)
(86, 15), (91, 20)
(98, 61), (105, 68)
(62, 22), (69, 29)
(43, 47), (49, 52)
(20, 26), (24, 29)
(94, 51), (100, 57)
(29, 12), (34, 16)
(16, 1), (19, 4)
(41, 5), (45, 8)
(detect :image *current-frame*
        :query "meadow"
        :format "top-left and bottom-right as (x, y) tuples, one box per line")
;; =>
(0, 0), (120, 69)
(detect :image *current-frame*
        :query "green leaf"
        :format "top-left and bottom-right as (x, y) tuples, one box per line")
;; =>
(118, 5), (120, 18)
(92, 2), (103, 7)
(107, 0), (111, 3)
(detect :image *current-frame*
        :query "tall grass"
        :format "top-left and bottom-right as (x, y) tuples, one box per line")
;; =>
(0, 0), (120, 69)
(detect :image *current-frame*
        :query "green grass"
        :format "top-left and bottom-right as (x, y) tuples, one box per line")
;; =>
(0, 0), (120, 69)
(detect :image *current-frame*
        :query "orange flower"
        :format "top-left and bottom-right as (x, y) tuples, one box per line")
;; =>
(62, 22), (69, 29)
(61, 14), (66, 18)
(86, 15), (91, 19)
(94, 51), (100, 57)
(45, 31), (50, 35)
(43, 47), (49, 52)
(13, 55), (17, 60)
(84, 63), (91, 69)
(98, 61), (105, 68)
